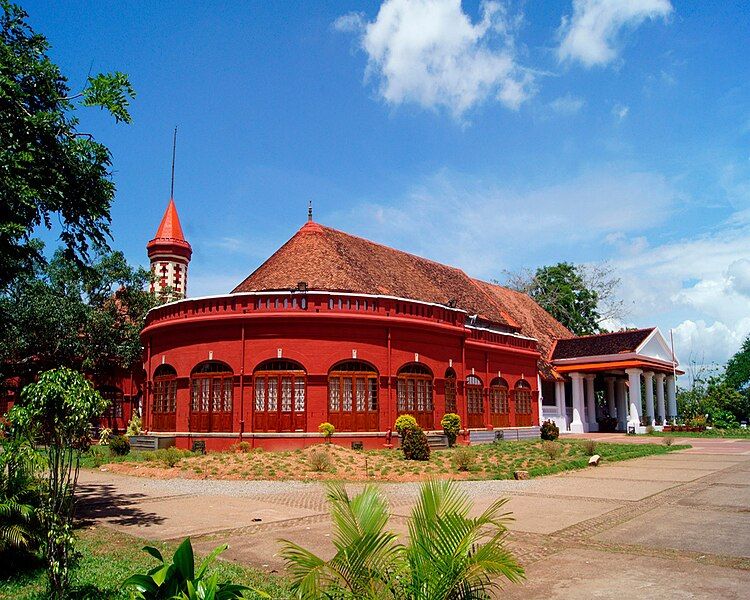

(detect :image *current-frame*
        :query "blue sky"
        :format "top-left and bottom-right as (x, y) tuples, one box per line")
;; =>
(26, 0), (750, 368)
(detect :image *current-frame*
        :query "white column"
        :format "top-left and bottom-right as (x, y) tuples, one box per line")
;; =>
(655, 373), (666, 425)
(643, 371), (655, 427)
(570, 373), (585, 433)
(554, 380), (567, 429)
(626, 368), (643, 430)
(605, 377), (616, 417)
(585, 375), (598, 431)
(615, 378), (628, 431)
(666, 374), (677, 423)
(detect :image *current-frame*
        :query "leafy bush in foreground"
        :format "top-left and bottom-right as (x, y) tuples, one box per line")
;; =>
(124, 537), (259, 599)
(280, 480), (524, 599)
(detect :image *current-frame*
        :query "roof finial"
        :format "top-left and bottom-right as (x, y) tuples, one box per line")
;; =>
(170, 126), (177, 199)
(308, 200), (313, 222)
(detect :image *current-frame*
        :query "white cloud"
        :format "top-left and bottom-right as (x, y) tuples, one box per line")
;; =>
(672, 318), (750, 367)
(728, 258), (750, 297)
(558, 0), (673, 67)
(335, 0), (533, 117)
(612, 103), (629, 120)
(331, 167), (678, 276)
(548, 94), (585, 115)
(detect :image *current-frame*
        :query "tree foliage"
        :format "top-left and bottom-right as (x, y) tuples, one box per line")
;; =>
(0, 247), (154, 386)
(677, 375), (749, 426)
(8, 367), (108, 599)
(505, 262), (612, 335)
(725, 335), (750, 393)
(0, 2), (135, 287)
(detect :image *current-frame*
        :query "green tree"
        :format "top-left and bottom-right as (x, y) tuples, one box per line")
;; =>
(527, 263), (602, 335)
(0, 247), (154, 386)
(0, 2), (135, 287)
(280, 480), (524, 599)
(8, 368), (108, 599)
(725, 335), (750, 394)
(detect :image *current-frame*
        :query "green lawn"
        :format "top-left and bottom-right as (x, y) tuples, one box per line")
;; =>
(0, 527), (289, 600)
(648, 428), (750, 439)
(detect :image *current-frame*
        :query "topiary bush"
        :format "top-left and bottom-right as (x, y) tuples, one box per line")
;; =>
(395, 414), (419, 437)
(540, 420), (559, 441)
(109, 434), (130, 456)
(318, 421), (335, 443)
(440, 413), (461, 448)
(401, 428), (430, 461)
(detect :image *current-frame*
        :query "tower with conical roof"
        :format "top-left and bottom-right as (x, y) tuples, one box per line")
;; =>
(147, 198), (192, 301)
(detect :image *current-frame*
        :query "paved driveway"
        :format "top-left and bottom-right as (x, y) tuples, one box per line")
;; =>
(77, 436), (750, 599)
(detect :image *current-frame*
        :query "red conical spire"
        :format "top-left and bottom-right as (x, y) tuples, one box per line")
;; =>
(147, 198), (192, 261)
(153, 197), (186, 241)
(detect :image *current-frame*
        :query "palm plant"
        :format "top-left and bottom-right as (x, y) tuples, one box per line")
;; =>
(0, 436), (42, 560)
(279, 480), (524, 599)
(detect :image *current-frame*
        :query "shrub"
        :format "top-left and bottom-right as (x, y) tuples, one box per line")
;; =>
(152, 446), (189, 468)
(308, 449), (333, 472)
(452, 447), (474, 471)
(709, 408), (739, 430)
(402, 428), (430, 461)
(542, 441), (561, 460)
(583, 439), (596, 456)
(318, 421), (335, 443)
(395, 415), (419, 436)
(109, 435), (131, 456)
(662, 436), (674, 446)
(441, 413), (461, 447)
(125, 413), (142, 437)
(228, 441), (252, 453)
(540, 420), (559, 441)
(98, 427), (112, 446)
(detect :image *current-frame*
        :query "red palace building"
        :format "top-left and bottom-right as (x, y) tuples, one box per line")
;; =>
(138, 199), (681, 450)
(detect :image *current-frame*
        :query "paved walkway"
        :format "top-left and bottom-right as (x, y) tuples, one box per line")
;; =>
(77, 436), (750, 599)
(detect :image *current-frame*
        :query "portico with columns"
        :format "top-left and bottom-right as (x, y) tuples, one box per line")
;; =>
(543, 328), (681, 433)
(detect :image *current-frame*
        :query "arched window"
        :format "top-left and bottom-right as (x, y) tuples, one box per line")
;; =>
(514, 379), (533, 426)
(253, 359), (306, 433)
(444, 368), (457, 414)
(99, 386), (124, 420)
(466, 375), (484, 428)
(152, 364), (177, 431)
(397, 363), (434, 430)
(328, 361), (378, 432)
(490, 377), (509, 427)
(190, 361), (233, 433)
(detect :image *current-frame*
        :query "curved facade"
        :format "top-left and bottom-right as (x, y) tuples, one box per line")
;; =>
(141, 290), (543, 449)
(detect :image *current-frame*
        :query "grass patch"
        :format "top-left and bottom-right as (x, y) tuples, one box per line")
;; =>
(648, 428), (750, 439)
(0, 526), (288, 600)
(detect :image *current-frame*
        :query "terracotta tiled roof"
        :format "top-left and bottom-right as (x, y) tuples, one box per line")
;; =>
(552, 328), (655, 360)
(471, 280), (575, 379)
(232, 222), (575, 380)
(233, 221), (525, 328)
(151, 198), (187, 242)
